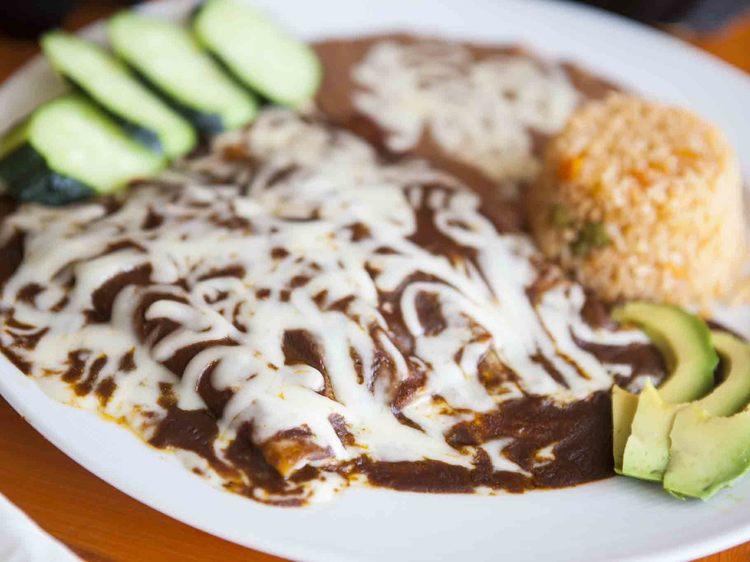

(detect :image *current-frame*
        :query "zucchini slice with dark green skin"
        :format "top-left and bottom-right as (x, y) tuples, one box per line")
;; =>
(0, 119), (30, 161)
(193, 0), (321, 107)
(0, 95), (164, 206)
(107, 11), (258, 135)
(41, 31), (197, 159)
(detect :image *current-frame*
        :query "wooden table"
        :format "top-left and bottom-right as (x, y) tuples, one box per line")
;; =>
(1, 3), (749, 561)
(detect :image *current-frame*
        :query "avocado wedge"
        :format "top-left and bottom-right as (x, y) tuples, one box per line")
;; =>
(663, 332), (750, 499)
(611, 302), (718, 478)
(621, 329), (750, 482)
(612, 385), (639, 472)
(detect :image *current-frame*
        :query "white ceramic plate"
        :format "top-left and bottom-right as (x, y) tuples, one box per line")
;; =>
(1, 1), (750, 561)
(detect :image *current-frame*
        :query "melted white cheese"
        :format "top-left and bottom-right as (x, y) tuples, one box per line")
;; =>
(0, 109), (650, 502)
(352, 41), (579, 182)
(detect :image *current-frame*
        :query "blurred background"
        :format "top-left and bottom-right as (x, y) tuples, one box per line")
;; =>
(1, 0), (749, 35)
(584, 0), (749, 30)
(0, 0), (749, 72)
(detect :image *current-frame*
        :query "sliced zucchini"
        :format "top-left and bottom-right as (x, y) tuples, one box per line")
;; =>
(108, 12), (258, 135)
(41, 31), (196, 159)
(193, 0), (321, 106)
(0, 95), (164, 205)
(0, 119), (30, 161)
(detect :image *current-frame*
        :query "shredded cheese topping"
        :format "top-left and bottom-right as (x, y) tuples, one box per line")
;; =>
(352, 41), (579, 182)
(0, 110), (650, 503)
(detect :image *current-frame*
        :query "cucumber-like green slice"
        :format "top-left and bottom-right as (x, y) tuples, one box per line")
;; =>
(41, 31), (196, 159)
(108, 11), (258, 134)
(0, 119), (30, 161)
(194, 0), (321, 106)
(0, 95), (165, 205)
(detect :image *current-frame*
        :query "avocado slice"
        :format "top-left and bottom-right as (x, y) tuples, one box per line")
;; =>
(697, 332), (750, 415)
(663, 332), (750, 499)
(622, 329), (750, 481)
(611, 302), (718, 479)
(612, 386), (638, 472)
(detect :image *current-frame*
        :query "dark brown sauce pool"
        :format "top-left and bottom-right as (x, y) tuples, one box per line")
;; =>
(307, 35), (642, 497)
(0, 34), (664, 505)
